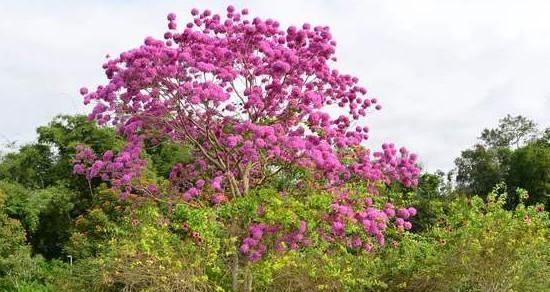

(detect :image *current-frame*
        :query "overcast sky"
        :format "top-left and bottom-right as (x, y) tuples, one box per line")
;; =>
(1, 0), (549, 172)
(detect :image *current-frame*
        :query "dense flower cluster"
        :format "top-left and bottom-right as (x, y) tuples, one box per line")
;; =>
(240, 221), (308, 262)
(73, 144), (145, 198)
(75, 5), (421, 260)
(320, 193), (416, 250)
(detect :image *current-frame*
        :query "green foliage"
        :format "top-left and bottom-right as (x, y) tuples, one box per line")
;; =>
(0, 181), (76, 259)
(0, 186), (64, 291)
(223, 187), (550, 291)
(416, 172), (444, 199)
(37, 115), (120, 154)
(0, 144), (53, 188)
(454, 115), (549, 208)
(0, 115), (122, 259)
(146, 142), (192, 177)
(542, 127), (550, 142)
(64, 194), (222, 291)
(35, 115), (121, 196)
(395, 188), (550, 291)
(455, 136), (550, 208)
(507, 141), (550, 207)
(1, 114), (550, 291)
(0, 115), (121, 191)
(479, 114), (538, 148)
(455, 144), (511, 197)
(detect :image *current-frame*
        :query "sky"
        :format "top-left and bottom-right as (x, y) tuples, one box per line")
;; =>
(1, 0), (549, 172)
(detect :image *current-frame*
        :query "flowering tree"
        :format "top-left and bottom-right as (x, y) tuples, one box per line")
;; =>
(75, 5), (420, 290)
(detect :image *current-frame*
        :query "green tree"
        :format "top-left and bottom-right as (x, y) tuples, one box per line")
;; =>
(506, 140), (550, 207)
(479, 114), (538, 149)
(0, 115), (121, 259)
(542, 127), (550, 143)
(454, 114), (547, 202)
(454, 144), (511, 197)
(0, 144), (53, 188)
(0, 181), (76, 259)
(35, 115), (122, 189)
(0, 188), (46, 290)
(0, 115), (121, 192)
(403, 188), (550, 291)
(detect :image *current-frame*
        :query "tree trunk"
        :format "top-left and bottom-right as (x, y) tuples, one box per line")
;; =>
(244, 269), (253, 292)
(232, 250), (239, 291)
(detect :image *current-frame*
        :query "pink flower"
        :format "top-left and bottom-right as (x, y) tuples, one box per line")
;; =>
(272, 61), (291, 74)
(240, 244), (250, 254)
(397, 208), (410, 219)
(147, 184), (158, 193)
(249, 251), (262, 262)
(73, 164), (85, 174)
(210, 193), (227, 205)
(212, 176), (223, 191)
(195, 179), (205, 188)
(167, 12), (177, 21)
(332, 221), (345, 234)
(395, 218), (405, 226)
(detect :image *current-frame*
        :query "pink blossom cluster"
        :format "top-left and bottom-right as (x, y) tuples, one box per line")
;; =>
(240, 223), (278, 262)
(351, 143), (419, 188)
(240, 221), (308, 262)
(167, 162), (229, 204)
(73, 143), (145, 198)
(321, 195), (416, 250)
(273, 220), (310, 252)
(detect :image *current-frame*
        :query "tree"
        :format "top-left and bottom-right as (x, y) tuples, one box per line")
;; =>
(542, 127), (550, 143)
(506, 141), (550, 207)
(0, 115), (122, 258)
(0, 187), (46, 290)
(416, 170), (455, 199)
(479, 114), (538, 149)
(0, 115), (121, 191)
(454, 144), (511, 197)
(455, 115), (549, 206)
(0, 144), (53, 188)
(0, 180), (76, 259)
(35, 115), (122, 190)
(76, 6), (420, 290)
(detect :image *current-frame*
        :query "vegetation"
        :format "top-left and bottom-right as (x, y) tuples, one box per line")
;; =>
(0, 5), (549, 292)
(1, 115), (549, 291)
(455, 114), (550, 207)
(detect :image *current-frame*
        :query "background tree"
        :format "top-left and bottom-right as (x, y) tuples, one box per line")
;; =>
(542, 127), (550, 142)
(506, 140), (550, 207)
(479, 114), (538, 148)
(0, 115), (121, 258)
(455, 114), (549, 208)
(454, 144), (511, 196)
(0, 144), (53, 188)
(0, 115), (121, 192)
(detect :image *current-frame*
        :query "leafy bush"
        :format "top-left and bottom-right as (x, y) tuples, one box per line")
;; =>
(396, 187), (550, 291)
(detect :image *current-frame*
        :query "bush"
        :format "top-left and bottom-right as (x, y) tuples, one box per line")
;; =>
(400, 187), (550, 291)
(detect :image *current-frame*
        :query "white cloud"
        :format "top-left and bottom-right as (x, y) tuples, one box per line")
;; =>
(1, 0), (549, 171)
